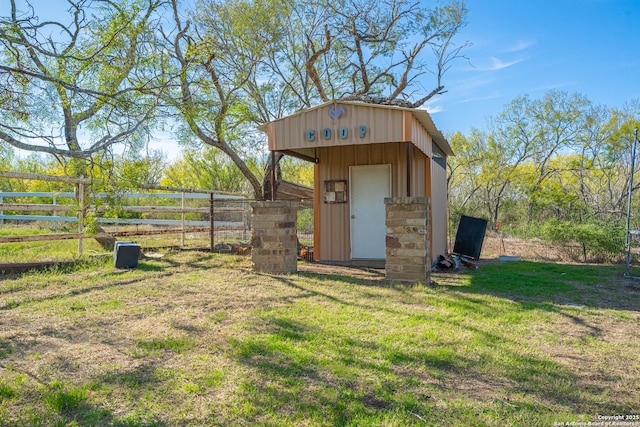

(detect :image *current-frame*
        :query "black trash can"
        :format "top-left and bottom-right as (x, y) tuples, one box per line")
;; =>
(113, 241), (141, 269)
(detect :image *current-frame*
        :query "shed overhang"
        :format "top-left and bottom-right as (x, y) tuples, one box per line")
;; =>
(259, 101), (453, 161)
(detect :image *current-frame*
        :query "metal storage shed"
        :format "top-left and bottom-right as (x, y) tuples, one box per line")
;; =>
(260, 101), (453, 265)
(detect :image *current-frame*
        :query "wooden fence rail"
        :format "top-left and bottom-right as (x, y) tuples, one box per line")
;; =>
(0, 172), (250, 253)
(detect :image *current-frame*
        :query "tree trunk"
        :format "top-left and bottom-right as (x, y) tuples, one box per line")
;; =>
(262, 152), (283, 201)
(75, 179), (116, 250)
(94, 232), (117, 250)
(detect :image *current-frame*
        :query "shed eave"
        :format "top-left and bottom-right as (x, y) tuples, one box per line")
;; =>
(410, 108), (454, 157)
(259, 100), (454, 157)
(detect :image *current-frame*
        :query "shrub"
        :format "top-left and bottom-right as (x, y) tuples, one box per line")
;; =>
(297, 208), (314, 234)
(540, 219), (625, 262)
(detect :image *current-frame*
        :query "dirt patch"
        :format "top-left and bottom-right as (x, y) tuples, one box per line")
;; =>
(298, 263), (386, 281)
(480, 235), (577, 262)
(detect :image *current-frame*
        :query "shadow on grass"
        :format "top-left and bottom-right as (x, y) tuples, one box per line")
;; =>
(76, 363), (169, 426)
(228, 263), (637, 423)
(297, 268), (386, 285)
(254, 271), (422, 321)
(51, 401), (167, 427)
(0, 251), (248, 311)
(2, 255), (636, 424)
(227, 304), (619, 423)
(140, 251), (249, 272)
(3, 372), (168, 427)
(0, 250), (243, 282)
(228, 316), (407, 424)
(0, 272), (174, 311)
(0, 257), (108, 281)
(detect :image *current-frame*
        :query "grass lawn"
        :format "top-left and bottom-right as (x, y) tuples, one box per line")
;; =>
(0, 226), (109, 264)
(0, 252), (639, 426)
(0, 225), (224, 264)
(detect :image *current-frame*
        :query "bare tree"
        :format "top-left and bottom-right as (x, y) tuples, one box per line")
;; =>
(163, 0), (469, 199)
(162, 0), (272, 199)
(268, 0), (470, 108)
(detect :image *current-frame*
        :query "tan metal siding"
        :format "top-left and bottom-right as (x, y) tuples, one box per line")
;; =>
(317, 146), (350, 262)
(411, 146), (426, 197)
(431, 155), (448, 258)
(411, 115), (433, 158)
(313, 162), (321, 261)
(266, 122), (277, 150)
(271, 104), (407, 152)
(316, 142), (428, 261)
(262, 101), (452, 157)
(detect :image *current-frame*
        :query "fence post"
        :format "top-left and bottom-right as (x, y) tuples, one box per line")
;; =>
(209, 193), (214, 252)
(77, 182), (84, 255)
(53, 194), (58, 232)
(181, 191), (185, 247)
(0, 195), (3, 226)
(242, 198), (247, 241)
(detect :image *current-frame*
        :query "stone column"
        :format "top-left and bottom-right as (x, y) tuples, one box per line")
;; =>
(384, 197), (431, 284)
(251, 201), (299, 274)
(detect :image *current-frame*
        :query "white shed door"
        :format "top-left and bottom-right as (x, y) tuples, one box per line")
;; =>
(349, 164), (391, 259)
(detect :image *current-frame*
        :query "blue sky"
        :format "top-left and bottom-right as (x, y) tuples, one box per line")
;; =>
(426, 0), (640, 136)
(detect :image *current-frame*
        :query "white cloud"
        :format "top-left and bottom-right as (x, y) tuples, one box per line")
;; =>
(456, 77), (495, 91)
(459, 93), (504, 104)
(420, 99), (445, 115)
(487, 56), (524, 71)
(506, 39), (536, 53)
(426, 105), (444, 114)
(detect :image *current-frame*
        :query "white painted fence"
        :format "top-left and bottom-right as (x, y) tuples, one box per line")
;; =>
(0, 172), (251, 254)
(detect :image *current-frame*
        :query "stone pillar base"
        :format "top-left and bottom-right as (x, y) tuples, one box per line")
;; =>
(251, 201), (299, 274)
(384, 197), (431, 284)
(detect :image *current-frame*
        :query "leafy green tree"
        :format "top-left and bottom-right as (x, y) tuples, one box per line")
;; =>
(511, 155), (583, 222)
(280, 157), (314, 188)
(479, 125), (531, 228)
(161, 148), (256, 194)
(450, 90), (639, 257)
(516, 91), (596, 219)
(448, 131), (484, 210)
(541, 219), (625, 262)
(0, 0), (167, 170)
(597, 102), (640, 223)
(163, 0), (277, 199)
(0, 145), (15, 190)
